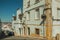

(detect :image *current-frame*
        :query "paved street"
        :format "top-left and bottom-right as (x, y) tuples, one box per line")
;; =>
(1, 36), (47, 40)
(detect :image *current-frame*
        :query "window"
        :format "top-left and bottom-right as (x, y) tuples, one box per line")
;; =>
(35, 28), (39, 35)
(35, 0), (40, 4)
(13, 16), (16, 20)
(26, 12), (30, 20)
(19, 28), (21, 35)
(57, 8), (60, 19)
(27, 0), (30, 8)
(35, 8), (40, 19)
(28, 27), (30, 35)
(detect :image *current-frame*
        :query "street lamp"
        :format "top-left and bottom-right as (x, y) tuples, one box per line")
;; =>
(40, 9), (46, 37)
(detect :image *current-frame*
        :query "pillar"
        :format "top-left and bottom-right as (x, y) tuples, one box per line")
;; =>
(45, 0), (52, 40)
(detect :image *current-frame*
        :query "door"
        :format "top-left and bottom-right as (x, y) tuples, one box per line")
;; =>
(28, 27), (30, 35)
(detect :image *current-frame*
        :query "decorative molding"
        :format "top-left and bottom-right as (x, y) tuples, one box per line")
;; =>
(26, 24), (60, 26)
(55, 0), (60, 2)
(53, 19), (60, 21)
(53, 24), (60, 26)
(26, 24), (44, 26)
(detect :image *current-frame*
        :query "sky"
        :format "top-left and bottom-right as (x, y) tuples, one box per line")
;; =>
(0, 0), (23, 22)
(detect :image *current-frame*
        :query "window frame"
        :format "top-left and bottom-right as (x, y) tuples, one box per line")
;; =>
(35, 28), (40, 35)
(57, 8), (60, 19)
(35, 8), (40, 20)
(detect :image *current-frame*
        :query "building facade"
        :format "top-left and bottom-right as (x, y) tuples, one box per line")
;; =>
(12, 8), (23, 36)
(23, 0), (46, 37)
(52, 0), (60, 37)
(23, 0), (60, 38)
(12, 0), (60, 40)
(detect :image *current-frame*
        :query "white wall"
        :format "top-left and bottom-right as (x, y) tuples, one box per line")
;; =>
(52, 0), (60, 37)
(27, 25), (45, 36)
(52, 26), (60, 37)
(52, 0), (57, 19)
(17, 9), (21, 20)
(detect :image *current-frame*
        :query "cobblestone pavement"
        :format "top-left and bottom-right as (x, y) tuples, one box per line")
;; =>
(1, 36), (47, 40)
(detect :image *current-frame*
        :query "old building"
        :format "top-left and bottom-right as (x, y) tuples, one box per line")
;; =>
(52, 0), (60, 37)
(23, 0), (46, 37)
(23, 0), (60, 39)
(11, 0), (60, 40)
(12, 8), (23, 36)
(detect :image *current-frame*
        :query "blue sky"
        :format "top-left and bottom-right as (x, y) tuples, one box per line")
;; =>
(0, 0), (23, 22)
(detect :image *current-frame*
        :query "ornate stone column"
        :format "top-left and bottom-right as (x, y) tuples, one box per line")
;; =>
(45, 0), (52, 40)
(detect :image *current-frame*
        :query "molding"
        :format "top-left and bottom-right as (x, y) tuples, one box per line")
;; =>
(14, 23), (22, 24)
(25, 2), (45, 12)
(26, 24), (60, 26)
(44, 8), (51, 11)
(34, 18), (40, 21)
(57, 8), (60, 10)
(26, 24), (44, 26)
(53, 24), (60, 26)
(53, 19), (60, 21)
(55, 0), (60, 2)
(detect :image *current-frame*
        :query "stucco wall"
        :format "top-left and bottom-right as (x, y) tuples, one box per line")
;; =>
(52, 0), (60, 37)
(26, 24), (46, 37)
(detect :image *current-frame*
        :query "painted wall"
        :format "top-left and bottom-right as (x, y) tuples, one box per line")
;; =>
(12, 9), (23, 36)
(52, 0), (60, 37)
(23, 0), (46, 37)
(23, 0), (60, 37)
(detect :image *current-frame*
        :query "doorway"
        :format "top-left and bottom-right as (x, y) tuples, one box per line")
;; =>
(24, 27), (25, 35)
(35, 28), (39, 35)
(19, 28), (21, 35)
(28, 27), (30, 35)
